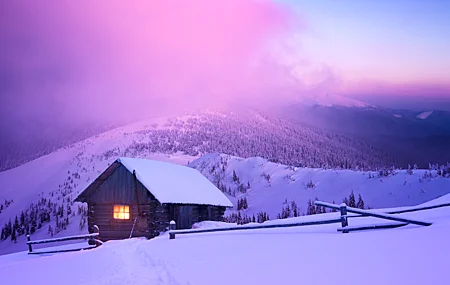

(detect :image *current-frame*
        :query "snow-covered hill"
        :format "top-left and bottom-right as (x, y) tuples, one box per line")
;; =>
(190, 153), (450, 219)
(1, 109), (449, 255)
(417, 110), (434, 120)
(1, 194), (449, 285)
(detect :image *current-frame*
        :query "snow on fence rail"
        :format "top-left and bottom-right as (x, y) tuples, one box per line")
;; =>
(169, 201), (446, 239)
(168, 218), (343, 239)
(314, 201), (437, 233)
(314, 201), (433, 227)
(26, 225), (103, 254)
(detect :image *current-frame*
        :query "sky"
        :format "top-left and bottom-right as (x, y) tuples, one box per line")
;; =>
(0, 0), (449, 133)
(282, 0), (450, 97)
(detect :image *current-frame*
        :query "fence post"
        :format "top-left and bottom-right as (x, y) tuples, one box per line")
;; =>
(169, 220), (176, 240)
(27, 235), (33, 253)
(340, 203), (348, 228)
(89, 225), (100, 246)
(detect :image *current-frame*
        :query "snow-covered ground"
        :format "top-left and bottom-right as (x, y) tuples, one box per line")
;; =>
(1, 113), (450, 256)
(417, 110), (434, 119)
(191, 153), (450, 216)
(1, 147), (450, 255)
(1, 194), (449, 285)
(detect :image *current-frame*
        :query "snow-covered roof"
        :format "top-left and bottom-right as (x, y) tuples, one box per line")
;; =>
(79, 157), (232, 207)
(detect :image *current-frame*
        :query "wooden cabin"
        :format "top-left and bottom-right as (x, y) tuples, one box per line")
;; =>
(75, 157), (233, 241)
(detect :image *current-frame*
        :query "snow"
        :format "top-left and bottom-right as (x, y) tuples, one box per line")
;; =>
(2, 150), (450, 256)
(117, 157), (233, 207)
(191, 153), (450, 218)
(1, 114), (450, 256)
(1, 197), (450, 285)
(417, 110), (434, 119)
(295, 93), (370, 108)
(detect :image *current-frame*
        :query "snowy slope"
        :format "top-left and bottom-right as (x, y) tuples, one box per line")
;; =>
(190, 153), (450, 219)
(0, 114), (198, 254)
(1, 194), (449, 285)
(294, 93), (370, 108)
(1, 112), (449, 256)
(417, 110), (434, 119)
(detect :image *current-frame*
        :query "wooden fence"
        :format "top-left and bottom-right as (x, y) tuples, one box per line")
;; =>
(168, 217), (342, 239)
(314, 201), (433, 233)
(26, 225), (103, 254)
(168, 200), (445, 238)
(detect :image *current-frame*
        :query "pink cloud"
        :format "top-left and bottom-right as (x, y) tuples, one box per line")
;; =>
(1, 0), (303, 124)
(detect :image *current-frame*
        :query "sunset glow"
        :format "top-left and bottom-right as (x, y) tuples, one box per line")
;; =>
(0, 0), (449, 125)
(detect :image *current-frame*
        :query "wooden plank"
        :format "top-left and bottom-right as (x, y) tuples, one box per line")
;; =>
(170, 218), (342, 239)
(314, 201), (432, 226)
(337, 222), (409, 233)
(27, 233), (99, 245)
(99, 230), (146, 237)
(387, 203), (450, 214)
(28, 246), (97, 255)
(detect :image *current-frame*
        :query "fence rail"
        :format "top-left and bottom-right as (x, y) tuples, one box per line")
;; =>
(168, 218), (343, 239)
(26, 225), (102, 254)
(314, 201), (433, 227)
(169, 200), (445, 239)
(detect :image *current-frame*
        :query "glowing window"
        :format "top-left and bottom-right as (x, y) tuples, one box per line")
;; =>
(113, 205), (130, 220)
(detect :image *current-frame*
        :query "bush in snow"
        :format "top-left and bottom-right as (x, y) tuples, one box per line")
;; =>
(223, 211), (269, 225)
(261, 172), (271, 184)
(305, 199), (326, 215)
(232, 170), (240, 183)
(277, 200), (302, 219)
(237, 197), (248, 211)
(306, 180), (315, 189)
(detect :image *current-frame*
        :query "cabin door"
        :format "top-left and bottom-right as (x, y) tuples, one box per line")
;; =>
(176, 206), (194, 229)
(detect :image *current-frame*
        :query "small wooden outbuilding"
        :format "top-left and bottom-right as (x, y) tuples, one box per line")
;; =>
(75, 157), (233, 241)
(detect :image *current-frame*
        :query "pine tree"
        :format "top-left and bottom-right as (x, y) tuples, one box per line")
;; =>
(291, 201), (298, 217)
(14, 215), (19, 231)
(11, 225), (17, 243)
(356, 194), (365, 209)
(20, 211), (25, 228)
(48, 225), (54, 237)
(232, 170), (238, 182)
(307, 199), (316, 215)
(349, 191), (356, 208)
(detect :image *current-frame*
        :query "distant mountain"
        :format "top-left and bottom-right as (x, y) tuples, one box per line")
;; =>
(292, 93), (370, 108)
(277, 104), (450, 167)
(1, 107), (396, 171)
(0, 123), (118, 172)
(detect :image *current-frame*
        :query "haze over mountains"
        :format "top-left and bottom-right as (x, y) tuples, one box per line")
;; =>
(2, 100), (450, 172)
(278, 103), (450, 167)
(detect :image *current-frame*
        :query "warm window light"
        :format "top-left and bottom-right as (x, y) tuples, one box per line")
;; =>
(113, 205), (130, 220)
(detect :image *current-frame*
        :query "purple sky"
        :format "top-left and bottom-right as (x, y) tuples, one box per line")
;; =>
(1, 0), (449, 131)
